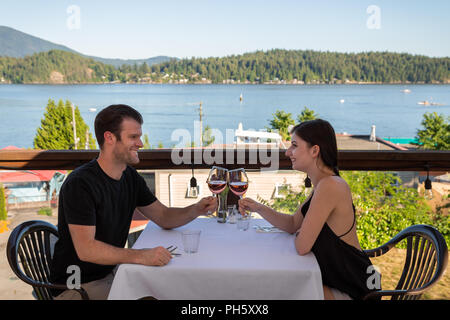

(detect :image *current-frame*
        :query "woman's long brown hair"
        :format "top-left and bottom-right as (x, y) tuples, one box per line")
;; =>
(290, 119), (340, 176)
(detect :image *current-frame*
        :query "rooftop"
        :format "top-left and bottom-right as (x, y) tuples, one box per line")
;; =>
(335, 134), (408, 151)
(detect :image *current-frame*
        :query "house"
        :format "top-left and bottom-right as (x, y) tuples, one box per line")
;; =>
(0, 146), (66, 210)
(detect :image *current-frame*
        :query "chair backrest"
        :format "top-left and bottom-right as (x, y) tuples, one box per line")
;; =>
(6, 220), (59, 300)
(391, 225), (448, 300)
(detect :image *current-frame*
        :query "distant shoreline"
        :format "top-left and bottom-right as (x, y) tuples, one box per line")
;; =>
(1, 81), (449, 85)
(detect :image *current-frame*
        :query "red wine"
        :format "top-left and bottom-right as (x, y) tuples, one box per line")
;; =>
(229, 182), (248, 196)
(208, 180), (227, 194)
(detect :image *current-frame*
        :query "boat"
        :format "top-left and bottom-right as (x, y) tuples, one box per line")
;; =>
(89, 108), (97, 112)
(239, 93), (243, 102)
(339, 99), (345, 103)
(417, 101), (444, 106)
(402, 89), (411, 93)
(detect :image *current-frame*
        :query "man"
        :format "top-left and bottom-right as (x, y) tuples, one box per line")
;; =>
(50, 104), (216, 299)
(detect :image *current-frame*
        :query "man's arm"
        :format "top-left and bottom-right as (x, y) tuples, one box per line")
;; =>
(137, 196), (217, 229)
(68, 224), (172, 266)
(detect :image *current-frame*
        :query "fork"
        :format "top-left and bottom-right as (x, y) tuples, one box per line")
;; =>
(166, 245), (181, 256)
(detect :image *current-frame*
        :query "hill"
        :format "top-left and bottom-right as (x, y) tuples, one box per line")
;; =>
(151, 49), (450, 84)
(0, 25), (175, 67)
(0, 26), (76, 58)
(0, 50), (120, 83)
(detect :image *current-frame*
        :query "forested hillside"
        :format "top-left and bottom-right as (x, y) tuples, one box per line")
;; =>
(1, 49), (448, 84)
(152, 49), (449, 84)
(0, 50), (120, 83)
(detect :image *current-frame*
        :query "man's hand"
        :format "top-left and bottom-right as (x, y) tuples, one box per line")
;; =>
(137, 246), (172, 266)
(195, 196), (218, 216)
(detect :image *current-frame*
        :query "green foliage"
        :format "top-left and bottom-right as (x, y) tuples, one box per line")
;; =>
(149, 49), (450, 84)
(297, 107), (319, 122)
(0, 50), (121, 84)
(0, 183), (7, 221)
(34, 99), (96, 150)
(37, 207), (52, 216)
(414, 112), (450, 150)
(258, 182), (310, 214)
(142, 134), (151, 149)
(341, 171), (439, 249)
(260, 171), (449, 250)
(267, 110), (295, 141)
(1, 49), (448, 84)
(202, 125), (215, 147)
(141, 134), (164, 149)
(267, 107), (320, 141)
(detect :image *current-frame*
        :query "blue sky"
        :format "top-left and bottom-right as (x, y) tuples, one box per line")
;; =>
(1, 0), (449, 59)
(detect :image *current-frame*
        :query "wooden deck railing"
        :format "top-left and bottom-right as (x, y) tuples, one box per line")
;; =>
(0, 149), (449, 172)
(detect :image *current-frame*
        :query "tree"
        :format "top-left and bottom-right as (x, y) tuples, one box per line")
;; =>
(414, 112), (450, 150)
(297, 107), (319, 123)
(140, 62), (151, 75)
(142, 134), (151, 149)
(34, 99), (96, 150)
(203, 125), (215, 147)
(0, 183), (7, 221)
(267, 110), (295, 141)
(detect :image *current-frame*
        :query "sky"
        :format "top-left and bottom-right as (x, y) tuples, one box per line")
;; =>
(0, 0), (449, 59)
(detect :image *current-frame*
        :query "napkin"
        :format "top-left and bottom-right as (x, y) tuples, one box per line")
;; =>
(254, 226), (285, 233)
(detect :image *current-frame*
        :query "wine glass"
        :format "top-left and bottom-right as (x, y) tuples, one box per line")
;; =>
(228, 168), (249, 199)
(228, 168), (249, 216)
(206, 166), (228, 216)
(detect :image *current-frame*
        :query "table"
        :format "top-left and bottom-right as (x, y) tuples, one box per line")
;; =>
(108, 217), (324, 300)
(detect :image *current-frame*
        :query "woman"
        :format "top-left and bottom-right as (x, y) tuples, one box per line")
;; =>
(239, 119), (379, 300)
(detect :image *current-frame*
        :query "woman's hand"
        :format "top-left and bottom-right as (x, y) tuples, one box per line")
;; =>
(238, 197), (263, 215)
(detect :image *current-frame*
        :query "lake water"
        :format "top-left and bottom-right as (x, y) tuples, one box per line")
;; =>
(0, 84), (449, 149)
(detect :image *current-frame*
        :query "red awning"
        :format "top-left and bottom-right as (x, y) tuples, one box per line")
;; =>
(0, 146), (66, 183)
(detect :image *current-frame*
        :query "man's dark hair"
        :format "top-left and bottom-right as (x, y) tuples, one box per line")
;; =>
(94, 104), (143, 148)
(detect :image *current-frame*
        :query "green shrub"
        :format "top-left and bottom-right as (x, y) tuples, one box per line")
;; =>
(0, 183), (7, 221)
(37, 207), (52, 216)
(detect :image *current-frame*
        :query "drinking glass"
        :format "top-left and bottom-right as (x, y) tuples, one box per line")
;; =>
(181, 230), (201, 253)
(206, 166), (228, 216)
(228, 168), (249, 199)
(237, 215), (250, 231)
(228, 168), (250, 217)
(227, 205), (238, 224)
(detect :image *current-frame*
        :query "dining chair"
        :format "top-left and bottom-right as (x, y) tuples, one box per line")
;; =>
(363, 224), (448, 300)
(6, 220), (89, 300)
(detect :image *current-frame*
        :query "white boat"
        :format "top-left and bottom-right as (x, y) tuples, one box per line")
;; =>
(402, 89), (411, 93)
(339, 99), (345, 103)
(418, 100), (444, 106)
(89, 108), (97, 112)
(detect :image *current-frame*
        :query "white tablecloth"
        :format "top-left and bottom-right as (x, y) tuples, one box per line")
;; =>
(108, 217), (323, 300)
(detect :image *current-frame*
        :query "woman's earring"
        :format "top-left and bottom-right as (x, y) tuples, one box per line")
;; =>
(304, 175), (312, 188)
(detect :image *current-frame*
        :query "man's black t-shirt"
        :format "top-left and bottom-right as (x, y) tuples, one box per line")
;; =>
(50, 159), (157, 290)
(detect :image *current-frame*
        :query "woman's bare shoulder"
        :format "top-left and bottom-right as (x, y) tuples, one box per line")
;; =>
(316, 175), (351, 197)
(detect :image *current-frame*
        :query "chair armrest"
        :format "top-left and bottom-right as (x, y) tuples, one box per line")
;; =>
(21, 279), (90, 300)
(363, 289), (408, 300)
(364, 241), (396, 258)
(363, 288), (426, 300)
